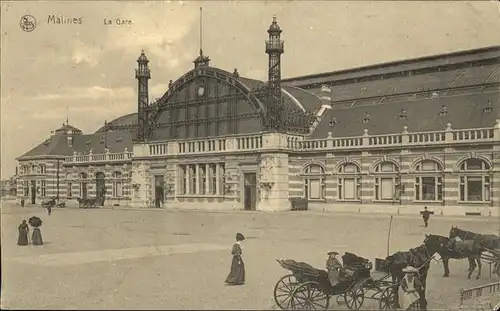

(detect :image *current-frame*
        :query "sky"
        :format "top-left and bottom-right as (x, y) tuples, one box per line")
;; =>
(1, 0), (500, 178)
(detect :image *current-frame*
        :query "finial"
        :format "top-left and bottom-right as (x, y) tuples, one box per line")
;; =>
(141, 49), (145, 54)
(273, 15), (277, 23)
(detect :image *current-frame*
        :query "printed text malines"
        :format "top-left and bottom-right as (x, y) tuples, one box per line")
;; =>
(47, 14), (83, 24)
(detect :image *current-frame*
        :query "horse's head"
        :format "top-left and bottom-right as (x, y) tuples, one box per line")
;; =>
(424, 234), (450, 254)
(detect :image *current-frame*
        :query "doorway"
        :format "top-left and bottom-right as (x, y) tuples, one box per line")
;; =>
(30, 180), (36, 204)
(243, 173), (257, 211)
(154, 175), (165, 208)
(81, 183), (88, 199)
(95, 172), (106, 206)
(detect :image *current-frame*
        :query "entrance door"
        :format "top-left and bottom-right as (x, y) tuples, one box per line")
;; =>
(243, 173), (257, 211)
(95, 172), (106, 206)
(154, 175), (165, 208)
(30, 180), (36, 204)
(81, 183), (88, 199)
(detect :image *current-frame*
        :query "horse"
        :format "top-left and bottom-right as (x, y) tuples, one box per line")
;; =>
(438, 233), (484, 279)
(450, 226), (500, 250)
(448, 226), (499, 279)
(385, 234), (448, 311)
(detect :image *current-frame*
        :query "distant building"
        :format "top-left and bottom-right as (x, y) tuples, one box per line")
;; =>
(16, 17), (500, 216)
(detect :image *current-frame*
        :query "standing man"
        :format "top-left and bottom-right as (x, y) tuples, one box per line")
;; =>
(422, 206), (431, 228)
(326, 251), (343, 286)
(20, 198), (25, 207)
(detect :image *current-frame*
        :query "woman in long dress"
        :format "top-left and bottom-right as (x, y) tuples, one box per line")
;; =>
(17, 220), (29, 246)
(225, 232), (245, 285)
(32, 227), (43, 246)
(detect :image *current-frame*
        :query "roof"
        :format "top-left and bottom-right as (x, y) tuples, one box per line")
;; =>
(311, 91), (499, 138)
(95, 113), (137, 133)
(282, 45), (500, 87)
(305, 63), (500, 103)
(18, 126), (133, 160)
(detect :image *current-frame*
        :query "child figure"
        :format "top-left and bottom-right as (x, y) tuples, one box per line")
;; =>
(326, 251), (343, 286)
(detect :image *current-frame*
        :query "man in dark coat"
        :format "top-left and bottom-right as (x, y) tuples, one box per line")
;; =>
(422, 206), (431, 227)
(17, 220), (29, 246)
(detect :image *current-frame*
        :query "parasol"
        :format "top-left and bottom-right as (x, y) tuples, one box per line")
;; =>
(28, 216), (42, 228)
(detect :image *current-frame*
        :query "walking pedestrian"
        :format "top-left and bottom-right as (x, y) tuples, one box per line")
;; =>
(20, 198), (25, 207)
(422, 206), (431, 228)
(47, 205), (52, 216)
(17, 220), (29, 246)
(225, 232), (245, 285)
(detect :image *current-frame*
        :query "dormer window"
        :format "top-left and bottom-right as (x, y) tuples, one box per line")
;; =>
(483, 99), (492, 113)
(85, 140), (91, 146)
(431, 91), (439, 99)
(439, 105), (448, 116)
(399, 109), (408, 120)
(329, 117), (338, 127)
(116, 137), (123, 142)
(362, 112), (370, 124)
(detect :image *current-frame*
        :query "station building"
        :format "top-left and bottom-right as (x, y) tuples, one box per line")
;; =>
(16, 18), (500, 216)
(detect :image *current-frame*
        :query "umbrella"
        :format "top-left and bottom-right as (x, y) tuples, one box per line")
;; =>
(28, 216), (42, 228)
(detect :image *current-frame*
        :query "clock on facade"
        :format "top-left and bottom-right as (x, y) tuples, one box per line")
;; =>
(197, 86), (205, 97)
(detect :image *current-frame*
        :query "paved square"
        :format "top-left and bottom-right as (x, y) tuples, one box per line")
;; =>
(1, 203), (499, 310)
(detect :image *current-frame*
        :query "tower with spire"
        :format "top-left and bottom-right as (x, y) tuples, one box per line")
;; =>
(265, 16), (285, 131)
(194, 7), (210, 68)
(135, 49), (151, 141)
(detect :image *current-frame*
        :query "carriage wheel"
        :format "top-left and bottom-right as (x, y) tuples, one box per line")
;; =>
(274, 274), (299, 310)
(407, 299), (420, 311)
(344, 287), (364, 310)
(290, 281), (330, 310)
(379, 286), (398, 310)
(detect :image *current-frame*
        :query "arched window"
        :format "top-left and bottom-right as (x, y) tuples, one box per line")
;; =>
(66, 173), (73, 198)
(337, 163), (361, 201)
(112, 171), (123, 198)
(458, 158), (491, 202)
(373, 161), (400, 201)
(24, 180), (29, 196)
(79, 172), (88, 179)
(303, 164), (326, 200)
(39, 164), (47, 174)
(414, 160), (443, 201)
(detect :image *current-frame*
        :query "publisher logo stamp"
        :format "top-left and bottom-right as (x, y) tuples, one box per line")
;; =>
(20, 15), (36, 32)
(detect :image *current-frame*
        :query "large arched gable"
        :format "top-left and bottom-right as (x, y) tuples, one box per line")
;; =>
(150, 67), (267, 124)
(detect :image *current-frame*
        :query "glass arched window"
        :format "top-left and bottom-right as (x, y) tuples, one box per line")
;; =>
(303, 164), (326, 200)
(374, 161), (400, 201)
(458, 158), (491, 202)
(112, 171), (123, 198)
(337, 163), (361, 201)
(414, 160), (443, 201)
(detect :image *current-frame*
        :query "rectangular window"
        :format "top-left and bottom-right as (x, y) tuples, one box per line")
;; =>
(179, 165), (186, 195)
(210, 164), (217, 195)
(41, 180), (46, 197)
(466, 176), (483, 201)
(112, 181), (123, 198)
(67, 182), (72, 197)
(421, 177), (436, 200)
(189, 165), (196, 195)
(219, 163), (225, 195)
(380, 178), (394, 200)
(338, 178), (357, 200)
(200, 166), (207, 195)
(309, 179), (321, 199)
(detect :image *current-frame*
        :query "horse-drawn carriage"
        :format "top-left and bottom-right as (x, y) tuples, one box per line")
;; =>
(77, 197), (99, 208)
(273, 253), (404, 310)
(41, 198), (66, 208)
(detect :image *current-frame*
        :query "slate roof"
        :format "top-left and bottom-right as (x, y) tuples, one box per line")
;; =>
(95, 113), (137, 133)
(282, 46), (500, 87)
(307, 63), (500, 103)
(18, 126), (133, 160)
(311, 91), (500, 138)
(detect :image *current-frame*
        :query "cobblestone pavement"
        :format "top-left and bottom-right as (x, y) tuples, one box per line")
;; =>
(1, 203), (499, 310)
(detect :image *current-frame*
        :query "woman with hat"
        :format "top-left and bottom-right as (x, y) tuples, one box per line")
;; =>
(225, 232), (245, 285)
(17, 220), (29, 246)
(326, 251), (343, 286)
(399, 266), (421, 309)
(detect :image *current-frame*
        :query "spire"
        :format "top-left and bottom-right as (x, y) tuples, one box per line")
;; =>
(65, 103), (69, 125)
(193, 7), (210, 68)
